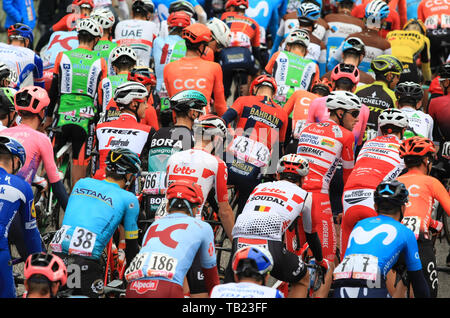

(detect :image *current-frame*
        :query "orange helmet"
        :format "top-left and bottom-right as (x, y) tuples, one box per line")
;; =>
(249, 74), (277, 95)
(168, 11), (191, 28)
(182, 23), (212, 44)
(399, 136), (436, 158)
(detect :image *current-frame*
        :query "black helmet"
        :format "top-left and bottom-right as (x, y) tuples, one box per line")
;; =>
(0, 87), (16, 114)
(169, 89), (207, 113)
(439, 63), (450, 79)
(105, 148), (141, 176)
(374, 180), (409, 207)
(395, 81), (423, 101)
(132, 0), (155, 14)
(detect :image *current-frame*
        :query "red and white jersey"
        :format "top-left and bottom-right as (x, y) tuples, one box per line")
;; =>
(166, 148), (229, 212)
(232, 180), (313, 242)
(297, 120), (355, 193)
(114, 19), (158, 66)
(344, 134), (404, 191)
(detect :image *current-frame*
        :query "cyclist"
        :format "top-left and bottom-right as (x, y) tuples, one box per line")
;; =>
(397, 137), (450, 298)
(211, 246), (284, 298)
(355, 54), (402, 142)
(395, 81), (433, 140)
(23, 252), (67, 298)
(114, 0), (159, 67)
(325, 37), (375, 87)
(0, 87), (17, 130)
(265, 29), (320, 107)
(290, 90), (360, 297)
(229, 154), (330, 298)
(157, 1), (196, 39)
(124, 180), (220, 298)
(386, 19), (432, 84)
(340, 108), (408, 259)
(97, 46), (138, 122)
(49, 17), (107, 187)
(95, 82), (153, 180)
(164, 23), (227, 116)
(91, 7), (118, 76)
(153, 0), (207, 26)
(206, 17), (232, 60)
(0, 136), (42, 298)
(222, 74), (288, 217)
(323, 0), (365, 68)
(52, 148), (141, 298)
(52, 0), (94, 32)
(7, 23), (35, 50)
(333, 180), (430, 298)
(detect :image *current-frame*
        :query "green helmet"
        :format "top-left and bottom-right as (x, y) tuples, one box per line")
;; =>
(371, 55), (403, 76)
(169, 89), (207, 114)
(0, 87), (16, 114)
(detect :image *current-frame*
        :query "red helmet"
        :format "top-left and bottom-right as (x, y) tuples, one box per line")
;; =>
(225, 0), (248, 9)
(72, 0), (94, 8)
(168, 11), (191, 28)
(399, 136), (436, 158)
(24, 253), (68, 286)
(311, 78), (332, 95)
(128, 66), (156, 86)
(331, 63), (360, 85)
(166, 179), (204, 206)
(14, 86), (50, 113)
(249, 74), (277, 95)
(182, 23), (212, 43)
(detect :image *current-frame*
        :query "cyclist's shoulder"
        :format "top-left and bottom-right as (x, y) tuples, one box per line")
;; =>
(0, 168), (32, 196)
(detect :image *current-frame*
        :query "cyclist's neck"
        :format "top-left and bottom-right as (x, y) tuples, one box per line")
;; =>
(185, 50), (201, 58)
(406, 166), (428, 175)
(104, 177), (126, 188)
(19, 117), (41, 130)
(174, 117), (194, 130)
(77, 43), (93, 51)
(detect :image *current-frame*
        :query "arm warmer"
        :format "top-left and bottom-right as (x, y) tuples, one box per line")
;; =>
(50, 180), (69, 210)
(408, 269), (430, 298)
(305, 232), (324, 262)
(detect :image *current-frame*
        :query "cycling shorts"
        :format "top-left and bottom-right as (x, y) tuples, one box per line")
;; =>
(219, 47), (259, 76)
(53, 124), (90, 164)
(329, 165), (344, 216)
(126, 279), (184, 298)
(333, 286), (391, 298)
(399, 62), (420, 83)
(186, 250), (207, 295)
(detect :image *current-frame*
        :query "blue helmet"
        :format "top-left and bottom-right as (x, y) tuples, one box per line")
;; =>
(365, 0), (390, 20)
(0, 136), (26, 170)
(7, 23), (34, 46)
(232, 245), (274, 276)
(297, 2), (321, 21)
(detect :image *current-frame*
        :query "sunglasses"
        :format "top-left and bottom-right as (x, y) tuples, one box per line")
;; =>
(346, 110), (360, 118)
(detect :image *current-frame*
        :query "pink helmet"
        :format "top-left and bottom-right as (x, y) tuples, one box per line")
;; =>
(14, 86), (50, 113)
(331, 63), (360, 85)
(24, 252), (68, 286)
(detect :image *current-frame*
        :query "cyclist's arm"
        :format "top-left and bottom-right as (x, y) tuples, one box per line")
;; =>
(408, 270), (430, 298)
(432, 178), (450, 216)
(221, 103), (239, 125)
(200, 225), (220, 294)
(420, 37), (432, 83)
(301, 193), (324, 262)
(215, 161), (234, 240)
(123, 194), (140, 267)
(341, 133), (356, 185)
(33, 54), (45, 88)
(264, 52), (279, 75)
(20, 182), (43, 254)
(194, 4), (207, 24)
(212, 64), (227, 116)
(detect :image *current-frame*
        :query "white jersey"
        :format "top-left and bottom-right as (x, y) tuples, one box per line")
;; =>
(210, 282), (284, 298)
(400, 107), (434, 140)
(232, 180), (313, 241)
(114, 19), (159, 67)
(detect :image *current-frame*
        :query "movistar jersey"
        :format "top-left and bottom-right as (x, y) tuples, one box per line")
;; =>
(53, 178), (139, 260)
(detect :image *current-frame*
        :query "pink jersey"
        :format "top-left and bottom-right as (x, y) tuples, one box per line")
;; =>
(297, 120), (355, 193)
(307, 96), (369, 146)
(0, 124), (60, 184)
(166, 148), (229, 212)
(343, 134), (404, 191)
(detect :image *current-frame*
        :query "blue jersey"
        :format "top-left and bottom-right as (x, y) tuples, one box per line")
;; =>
(125, 213), (216, 287)
(246, 0), (287, 40)
(334, 215), (422, 284)
(153, 0), (199, 22)
(407, 0), (421, 21)
(52, 178), (139, 260)
(41, 31), (79, 71)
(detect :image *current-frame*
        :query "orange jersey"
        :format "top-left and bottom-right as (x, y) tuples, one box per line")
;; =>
(283, 90), (319, 138)
(163, 56), (227, 116)
(418, 0), (450, 29)
(398, 168), (450, 237)
(141, 96), (159, 130)
(220, 12), (260, 49)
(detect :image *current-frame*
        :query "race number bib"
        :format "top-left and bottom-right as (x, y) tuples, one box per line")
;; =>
(143, 171), (167, 195)
(50, 225), (70, 253)
(230, 136), (271, 167)
(68, 227), (97, 257)
(442, 14), (450, 29)
(146, 252), (178, 279)
(401, 216), (421, 239)
(333, 254), (379, 281)
(230, 31), (251, 48)
(293, 120), (307, 139)
(425, 15), (439, 29)
(125, 252), (150, 281)
(274, 85), (289, 103)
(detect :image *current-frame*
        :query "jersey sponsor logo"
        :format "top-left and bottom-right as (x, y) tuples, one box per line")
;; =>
(348, 224), (398, 248)
(120, 28), (144, 38)
(173, 78), (207, 90)
(321, 138), (335, 148)
(246, 1), (269, 18)
(424, 0), (450, 8)
(254, 205), (271, 212)
(278, 57), (288, 82)
(105, 136), (130, 148)
(172, 164), (196, 175)
(99, 128), (139, 135)
(298, 134), (320, 145)
(129, 280), (158, 294)
(343, 190), (372, 205)
(298, 145), (324, 157)
(73, 188), (113, 207)
(87, 65), (98, 95)
(248, 107), (280, 127)
(150, 138), (183, 149)
(144, 223), (189, 248)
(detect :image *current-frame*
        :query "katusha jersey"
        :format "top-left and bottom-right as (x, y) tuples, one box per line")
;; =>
(0, 43), (44, 88)
(40, 31), (78, 71)
(232, 180), (313, 242)
(297, 120), (355, 193)
(211, 282), (284, 298)
(125, 212), (216, 288)
(51, 178), (139, 260)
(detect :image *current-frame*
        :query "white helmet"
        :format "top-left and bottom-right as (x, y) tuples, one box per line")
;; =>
(326, 91), (362, 111)
(365, 0), (390, 20)
(285, 28), (310, 47)
(277, 154), (310, 177)
(91, 8), (115, 29)
(206, 17), (231, 48)
(76, 17), (103, 37)
(114, 81), (148, 105)
(378, 108), (409, 129)
(110, 46), (138, 64)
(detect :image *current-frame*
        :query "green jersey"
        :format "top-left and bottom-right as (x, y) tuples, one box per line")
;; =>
(94, 40), (118, 76)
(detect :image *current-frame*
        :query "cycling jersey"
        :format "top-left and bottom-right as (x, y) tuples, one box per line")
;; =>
(40, 31), (79, 71)
(418, 0), (450, 30)
(407, 0), (422, 21)
(152, 0), (200, 22)
(220, 11), (260, 50)
(211, 282), (284, 298)
(283, 90), (319, 136)
(355, 81), (397, 141)
(0, 167), (42, 298)
(52, 13), (89, 32)
(399, 107), (434, 140)
(114, 19), (158, 67)
(97, 73), (128, 120)
(163, 56), (227, 116)
(351, 2), (401, 38)
(0, 124), (61, 184)
(265, 51), (320, 106)
(124, 212), (217, 293)
(94, 112), (154, 180)
(166, 148), (229, 213)
(94, 40), (118, 76)
(51, 177), (139, 260)
(428, 94), (450, 144)
(246, 0), (287, 43)
(0, 43), (44, 88)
